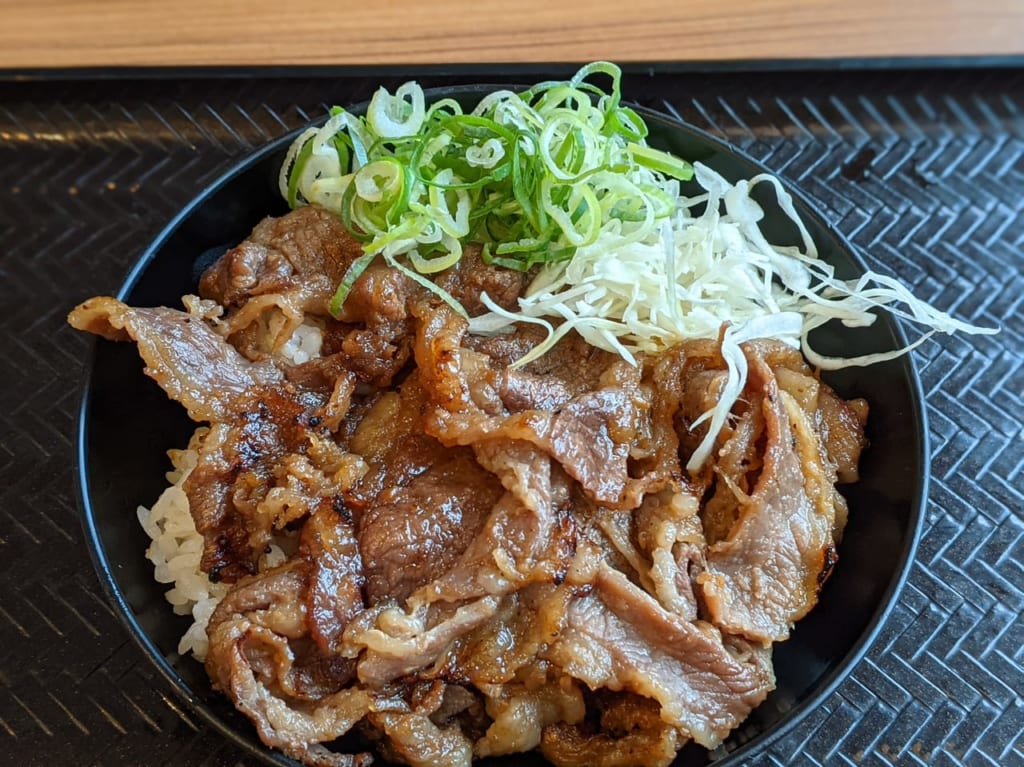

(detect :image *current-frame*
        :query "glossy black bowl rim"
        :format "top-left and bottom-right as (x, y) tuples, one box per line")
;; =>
(74, 84), (930, 766)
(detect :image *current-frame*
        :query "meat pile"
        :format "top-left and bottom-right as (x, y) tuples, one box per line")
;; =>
(70, 206), (868, 767)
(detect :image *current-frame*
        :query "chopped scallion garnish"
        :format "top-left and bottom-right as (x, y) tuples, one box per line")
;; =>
(279, 62), (692, 317)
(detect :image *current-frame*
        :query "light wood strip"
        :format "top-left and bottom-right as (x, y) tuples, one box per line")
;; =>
(0, 0), (1021, 69)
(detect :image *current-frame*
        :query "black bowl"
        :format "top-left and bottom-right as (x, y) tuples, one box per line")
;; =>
(76, 86), (928, 766)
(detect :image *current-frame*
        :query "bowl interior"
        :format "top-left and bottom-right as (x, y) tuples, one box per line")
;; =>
(77, 89), (926, 766)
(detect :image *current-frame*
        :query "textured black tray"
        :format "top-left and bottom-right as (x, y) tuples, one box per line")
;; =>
(1, 67), (1021, 767)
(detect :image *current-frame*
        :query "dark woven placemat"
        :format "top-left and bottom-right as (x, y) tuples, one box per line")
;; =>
(0, 68), (1021, 767)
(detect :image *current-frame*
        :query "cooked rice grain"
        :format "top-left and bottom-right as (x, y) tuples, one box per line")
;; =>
(136, 428), (228, 661)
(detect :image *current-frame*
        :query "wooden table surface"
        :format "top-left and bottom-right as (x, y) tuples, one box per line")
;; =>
(2, 0), (1022, 70)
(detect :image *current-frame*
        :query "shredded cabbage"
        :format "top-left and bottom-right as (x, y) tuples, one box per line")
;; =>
(469, 161), (998, 470)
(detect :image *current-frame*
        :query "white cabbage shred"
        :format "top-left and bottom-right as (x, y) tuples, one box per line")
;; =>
(469, 161), (998, 470)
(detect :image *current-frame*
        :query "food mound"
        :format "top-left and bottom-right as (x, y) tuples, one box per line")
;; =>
(70, 205), (867, 767)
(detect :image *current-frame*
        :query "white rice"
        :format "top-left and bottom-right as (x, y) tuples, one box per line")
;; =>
(277, 318), (323, 364)
(136, 431), (229, 661)
(136, 319), (322, 661)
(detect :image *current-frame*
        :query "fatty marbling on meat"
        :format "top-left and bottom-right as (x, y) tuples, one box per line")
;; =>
(69, 207), (867, 767)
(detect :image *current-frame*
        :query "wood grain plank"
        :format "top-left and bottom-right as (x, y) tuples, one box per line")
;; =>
(0, 0), (1022, 69)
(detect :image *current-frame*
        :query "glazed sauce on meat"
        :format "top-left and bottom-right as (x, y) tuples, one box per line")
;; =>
(68, 206), (867, 767)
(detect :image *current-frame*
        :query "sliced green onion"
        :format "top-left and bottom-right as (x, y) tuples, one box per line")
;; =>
(329, 251), (378, 317)
(286, 136), (315, 208)
(367, 81), (425, 139)
(409, 236), (462, 274)
(382, 253), (469, 319)
(280, 61), (695, 314)
(627, 143), (694, 180)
